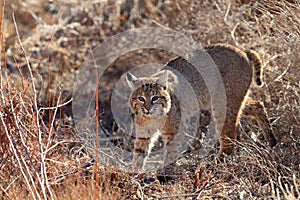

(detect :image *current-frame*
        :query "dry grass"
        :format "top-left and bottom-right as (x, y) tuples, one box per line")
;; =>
(1, 0), (299, 199)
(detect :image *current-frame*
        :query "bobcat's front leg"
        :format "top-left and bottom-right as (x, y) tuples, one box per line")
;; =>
(132, 137), (151, 172)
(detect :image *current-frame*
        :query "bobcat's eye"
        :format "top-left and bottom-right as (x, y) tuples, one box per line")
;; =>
(137, 96), (146, 103)
(151, 96), (159, 103)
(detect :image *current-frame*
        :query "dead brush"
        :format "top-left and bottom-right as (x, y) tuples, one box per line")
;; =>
(0, 72), (50, 199)
(194, 139), (299, 199)
(0, 75), (124, 198)
(1, 0), (299, 199)
(0, 35), (96, 200)
(0, 4), (126, 199)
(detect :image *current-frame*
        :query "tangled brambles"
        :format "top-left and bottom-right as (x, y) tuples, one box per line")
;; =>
(1, 0), (299, 199)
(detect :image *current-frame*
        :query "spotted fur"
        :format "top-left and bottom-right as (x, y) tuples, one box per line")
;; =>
(127, 44), (277, 171)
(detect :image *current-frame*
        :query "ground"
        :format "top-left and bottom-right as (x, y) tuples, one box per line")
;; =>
(0, 0), (299, 199)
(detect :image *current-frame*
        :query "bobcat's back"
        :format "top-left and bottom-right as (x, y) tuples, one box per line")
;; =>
(165, 44), (262, 110)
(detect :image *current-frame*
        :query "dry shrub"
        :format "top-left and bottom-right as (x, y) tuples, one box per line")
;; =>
(195, 139), (299, 199)
(0, 66), (123, 199)
(1, 0), (299, 199)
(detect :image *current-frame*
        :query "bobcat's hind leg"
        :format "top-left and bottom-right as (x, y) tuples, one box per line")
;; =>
(243, 98), (277, 147)
(210, 103), (239, 160)
(217, 115), (239, 160)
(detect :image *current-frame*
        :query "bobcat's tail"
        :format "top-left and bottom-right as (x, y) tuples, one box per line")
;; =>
(246, 50), (263, 86)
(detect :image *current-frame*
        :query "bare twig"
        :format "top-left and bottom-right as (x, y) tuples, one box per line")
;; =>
(224, 2), (231, 23)
(12, 12), (53, 200)
(38, 98), (73, 111)
(0, 0), (6, 87)
(46, 87), (62, 149)
(159, 193), (198, 199)
(0, 91), (38, 200)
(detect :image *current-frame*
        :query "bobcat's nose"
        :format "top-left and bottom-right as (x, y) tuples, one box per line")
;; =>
(142, 108), (150, 114)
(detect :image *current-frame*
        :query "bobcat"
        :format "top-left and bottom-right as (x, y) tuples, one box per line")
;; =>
(126, 44), (277, 172)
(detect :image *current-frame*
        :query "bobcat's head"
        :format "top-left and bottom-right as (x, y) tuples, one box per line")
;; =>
(126, 70), (172, 118)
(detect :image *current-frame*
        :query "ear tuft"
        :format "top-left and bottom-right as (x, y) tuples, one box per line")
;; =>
(126, 72), (138, 90)
(157, 70), (168, 88)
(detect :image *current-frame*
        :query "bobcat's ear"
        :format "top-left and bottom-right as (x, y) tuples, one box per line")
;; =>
(126, 72), (138, 90)
(157, 70), (168, 89)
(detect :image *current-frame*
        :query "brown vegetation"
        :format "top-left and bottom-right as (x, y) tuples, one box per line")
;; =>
(0, 0), (299, 199)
